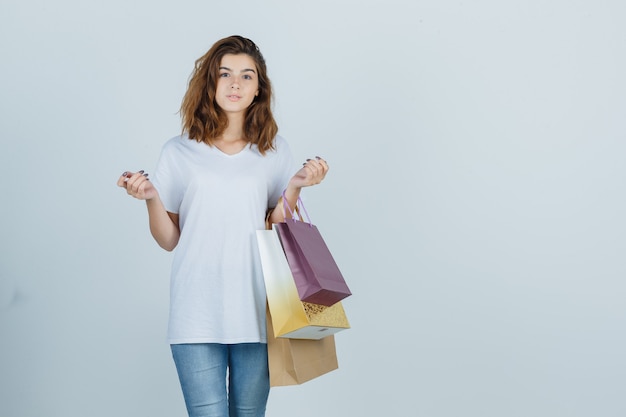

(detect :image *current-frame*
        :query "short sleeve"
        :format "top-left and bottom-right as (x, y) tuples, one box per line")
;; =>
(267, 135), (297, 209)
(151, 138), (184, 214)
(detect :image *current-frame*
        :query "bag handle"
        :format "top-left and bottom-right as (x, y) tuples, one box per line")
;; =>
(281, 190), (313, 226)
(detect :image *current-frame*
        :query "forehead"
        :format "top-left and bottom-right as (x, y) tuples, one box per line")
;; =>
(219, 53), (257, 71)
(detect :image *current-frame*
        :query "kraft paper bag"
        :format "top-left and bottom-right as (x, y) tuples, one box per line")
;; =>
(267, 306), (338, 387)
(275, 196), (351, 306)
(256, 229), (350, 340)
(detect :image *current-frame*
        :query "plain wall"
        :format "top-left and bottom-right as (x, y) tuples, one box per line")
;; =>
(1, 0), (625, 416)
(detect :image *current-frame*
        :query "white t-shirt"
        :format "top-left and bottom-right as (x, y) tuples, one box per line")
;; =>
(151, 134), (296, 344)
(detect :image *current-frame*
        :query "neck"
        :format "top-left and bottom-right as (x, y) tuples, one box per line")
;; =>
(221, 112), (245, 142)
(214, 113), (248, 155)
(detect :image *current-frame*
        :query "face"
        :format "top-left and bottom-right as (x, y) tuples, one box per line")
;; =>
(215, 53), (260, 116)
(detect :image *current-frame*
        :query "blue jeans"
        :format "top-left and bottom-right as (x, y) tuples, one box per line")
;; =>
(171, 343), (270, 417)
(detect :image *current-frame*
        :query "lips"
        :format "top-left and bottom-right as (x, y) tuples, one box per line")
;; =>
(227, 95), (241, 101)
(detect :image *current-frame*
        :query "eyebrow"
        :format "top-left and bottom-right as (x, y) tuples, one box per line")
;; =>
(219, 66), (256, 74)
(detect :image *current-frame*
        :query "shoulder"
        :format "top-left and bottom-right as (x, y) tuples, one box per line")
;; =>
(160, 133), (203, 156)
(255, 134), (292, 158)
(272, 134), (292, 154)
(157, 135), (197, 169)
(162, 134), (188, 151)
(274, 134), (287, 146)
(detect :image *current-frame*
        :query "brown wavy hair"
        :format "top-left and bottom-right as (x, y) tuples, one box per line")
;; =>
(180, 35), (278, 155)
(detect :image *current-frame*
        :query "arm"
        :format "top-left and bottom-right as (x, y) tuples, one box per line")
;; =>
(146, 198), (180, 251)
(118, 171), (180, 251)
(268, 156), (329, 224)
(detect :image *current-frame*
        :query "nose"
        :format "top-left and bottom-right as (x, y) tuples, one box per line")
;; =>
(230, 76), (240, 89)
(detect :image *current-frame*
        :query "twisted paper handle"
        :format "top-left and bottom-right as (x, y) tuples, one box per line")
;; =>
(281, 190), (313, 226)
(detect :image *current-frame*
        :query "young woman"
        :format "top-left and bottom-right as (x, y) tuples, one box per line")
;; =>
(117, 35), (328, 417)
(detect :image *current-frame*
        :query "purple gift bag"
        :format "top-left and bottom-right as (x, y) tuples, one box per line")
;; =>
(274, 193), (351, 306)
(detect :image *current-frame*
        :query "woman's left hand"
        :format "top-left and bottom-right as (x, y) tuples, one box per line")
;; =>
(288, 156), (329, 189)
(269, 156), (329, 224)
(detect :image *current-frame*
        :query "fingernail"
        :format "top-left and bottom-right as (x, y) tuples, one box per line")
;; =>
(122, 171), (128, 177)
(139, 170), (145, 174)
(315, 156), (321, 159)
(306, 159), (311, 162)
(143, 173), (149, 177)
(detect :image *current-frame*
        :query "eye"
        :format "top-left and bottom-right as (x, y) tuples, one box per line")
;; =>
(219, 72), (230, 78)
(243, 74), (253, 80)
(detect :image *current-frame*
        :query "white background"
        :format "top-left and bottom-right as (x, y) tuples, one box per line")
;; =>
(1, 0), (625, 416)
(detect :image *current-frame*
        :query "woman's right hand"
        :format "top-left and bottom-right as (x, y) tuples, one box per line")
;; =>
(117, 170), (158, 200)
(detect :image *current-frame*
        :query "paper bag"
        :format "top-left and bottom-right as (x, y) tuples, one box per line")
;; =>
(275, 196), (351, 306)
(267, 306), (338, 387)
(257, 229), (350, 339)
